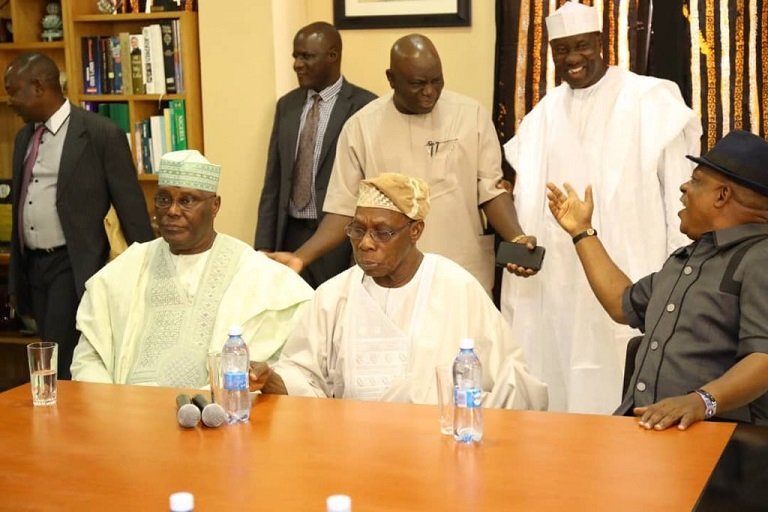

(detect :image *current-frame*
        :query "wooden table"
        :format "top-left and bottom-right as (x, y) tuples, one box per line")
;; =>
(0, 381), (735, 511)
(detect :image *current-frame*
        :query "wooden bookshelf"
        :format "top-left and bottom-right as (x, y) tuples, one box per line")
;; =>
(0, 0), (204, 215)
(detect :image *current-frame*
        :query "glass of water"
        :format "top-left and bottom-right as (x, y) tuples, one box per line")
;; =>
(27, 341), (58, 406)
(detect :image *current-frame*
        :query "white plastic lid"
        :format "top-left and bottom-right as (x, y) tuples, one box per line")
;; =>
(326, 494), (352, 512)
(169, 492), (194, 511)
(228, 325), (243, 336)
(459, 338), (474, 350)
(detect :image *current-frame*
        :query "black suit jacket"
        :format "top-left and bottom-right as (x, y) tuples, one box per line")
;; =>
(9, 105), (154, 312)
(255, 79), (376, 251)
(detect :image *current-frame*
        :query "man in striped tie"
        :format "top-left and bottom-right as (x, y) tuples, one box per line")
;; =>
(255, 22), (376, 288)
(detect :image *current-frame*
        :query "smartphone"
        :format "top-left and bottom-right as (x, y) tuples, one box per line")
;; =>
(495, 241), (546, 270)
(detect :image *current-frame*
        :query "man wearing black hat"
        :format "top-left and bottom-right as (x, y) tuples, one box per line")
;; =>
(546, 130), (768, 429)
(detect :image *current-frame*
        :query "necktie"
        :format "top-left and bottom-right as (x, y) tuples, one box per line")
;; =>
(18, 124), (47, 249)
(292, 94), (321, 210)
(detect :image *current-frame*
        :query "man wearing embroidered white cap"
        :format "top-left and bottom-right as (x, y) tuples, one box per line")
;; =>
(500, 1), (702, 414)
(249, 173), (547, 410)
(70, 150), (314, 387)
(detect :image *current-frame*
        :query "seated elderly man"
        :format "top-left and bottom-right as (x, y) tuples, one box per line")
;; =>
(71, 150), (314, 386)
(250, 172), (547, 409)
(547, 130), (768, 429)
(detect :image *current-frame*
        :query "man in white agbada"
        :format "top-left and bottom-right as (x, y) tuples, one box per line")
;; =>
(249, 173), (547, 410)
(501, 1), (702, 413)
(269, 34), (530, 295)
(70, 150), (314, 386)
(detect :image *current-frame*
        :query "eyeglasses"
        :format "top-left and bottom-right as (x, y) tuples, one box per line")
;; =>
(344, 221), (413, 243)
(154, 194), (215, 212)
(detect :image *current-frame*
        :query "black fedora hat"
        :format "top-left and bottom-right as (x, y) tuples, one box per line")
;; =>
(687, 130), (768, 196)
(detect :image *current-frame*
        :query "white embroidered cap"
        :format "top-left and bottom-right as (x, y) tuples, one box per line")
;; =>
(158, 150), (221, 193)
(357, 172), (430, 220)
(546, 1), (601, 40)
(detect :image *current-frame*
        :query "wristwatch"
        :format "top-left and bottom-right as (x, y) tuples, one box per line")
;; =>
(572, 228), (597, 245)
(694, 389), (717, 419)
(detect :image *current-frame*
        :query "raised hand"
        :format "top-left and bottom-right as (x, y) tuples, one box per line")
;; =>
(546, 182), (594, 236)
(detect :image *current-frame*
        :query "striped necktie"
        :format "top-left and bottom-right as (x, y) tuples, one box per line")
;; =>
(291, 94), (322, 210)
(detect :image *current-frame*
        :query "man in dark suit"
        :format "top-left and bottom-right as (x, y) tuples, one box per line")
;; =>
(255, 22), (376, 288)
(4, 52), (153, 379)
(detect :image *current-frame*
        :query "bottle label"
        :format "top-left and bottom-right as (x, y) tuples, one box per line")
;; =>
(454, 387), (482, 409)
(223, 371), (247, 391)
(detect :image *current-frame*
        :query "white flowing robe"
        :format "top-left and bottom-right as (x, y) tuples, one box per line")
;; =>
(274, 253), (548, 410)
(323, 91), (504, 293)
(502, 67), (701, 414)
(71, 234), (314, 386)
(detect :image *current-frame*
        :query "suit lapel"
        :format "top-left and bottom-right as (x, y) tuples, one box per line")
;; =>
(317, 79), (353, 171)
(12, 124), (34, 205)
(281, 89), (305, 172)
(57, 107), (88, 199)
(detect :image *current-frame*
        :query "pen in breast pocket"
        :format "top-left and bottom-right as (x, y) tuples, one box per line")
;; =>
(425, 138), (458, 157)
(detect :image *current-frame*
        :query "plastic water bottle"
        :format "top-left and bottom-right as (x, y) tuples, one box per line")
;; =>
(326, 494), (352, 512)
(169, 492), (194, 511)
(221, 325), (250, 423)
(453, 338), (483, 443)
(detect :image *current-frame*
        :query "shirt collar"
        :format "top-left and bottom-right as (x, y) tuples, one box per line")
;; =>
(712, 223), (768, 250)
(39, 100), (71, 135)
(671, 223), (768, 258)
(306, 75), (343, 103)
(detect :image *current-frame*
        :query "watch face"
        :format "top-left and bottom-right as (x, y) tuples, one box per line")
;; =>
(587, 228), (595, 236)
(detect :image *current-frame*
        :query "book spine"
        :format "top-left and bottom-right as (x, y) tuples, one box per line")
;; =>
(82, 37), (98, 94)
(111, 36), (123, 94)
(129, 34), (145, 94)
(141, 26), (153, 93)
(118, 33), (133, 95)
(150, 115), (165, 171)
(141, 119), (153, 174)
(100, 36), (111, 94)
(170, 99), (187, 150)
(172, 19), (183, 93)
(159, 20), (177, 94)
(109, 102), (130, 134)
(163, 107), (174, 153)
(143, 24), (166, 95)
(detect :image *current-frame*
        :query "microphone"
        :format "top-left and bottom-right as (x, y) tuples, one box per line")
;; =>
(176, 394), (201, 428)
(192, 393), (227, 428)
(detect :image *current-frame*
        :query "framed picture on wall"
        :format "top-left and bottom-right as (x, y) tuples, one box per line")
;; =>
(333, 0), (471, 30)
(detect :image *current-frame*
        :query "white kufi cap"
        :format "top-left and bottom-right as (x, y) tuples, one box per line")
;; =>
(545, 1), (601, 40)
(158, 149), (221, 193)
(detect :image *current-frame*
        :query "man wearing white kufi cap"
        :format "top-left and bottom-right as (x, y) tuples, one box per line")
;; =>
(249, 172), (547, 411)
(500, 1), (702, 414)
(71, 150), (314, 387)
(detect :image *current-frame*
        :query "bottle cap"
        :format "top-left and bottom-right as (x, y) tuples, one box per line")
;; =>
(169, 492), (194, 511)
(228, 325), (243, 336)
(326, 494), (352, 512)
(459, 338), (474, 350)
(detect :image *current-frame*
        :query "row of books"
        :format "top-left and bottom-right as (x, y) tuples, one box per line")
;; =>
(83, 99), (188, 175)
(81, 20), (185, 96)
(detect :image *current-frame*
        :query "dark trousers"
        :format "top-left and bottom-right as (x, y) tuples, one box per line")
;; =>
(26, 247), (79, 380)
(284, 216), (352, 289)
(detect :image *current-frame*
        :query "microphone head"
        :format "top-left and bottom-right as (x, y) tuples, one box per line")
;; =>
(177, 403), (201, 428)
(201, 403), (227, 428)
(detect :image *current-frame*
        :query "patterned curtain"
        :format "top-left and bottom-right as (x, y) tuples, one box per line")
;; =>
(493, 0), (768, 151)
(686, 0), (767, 150)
